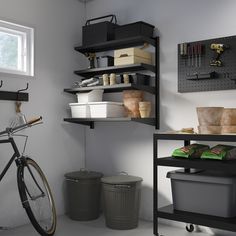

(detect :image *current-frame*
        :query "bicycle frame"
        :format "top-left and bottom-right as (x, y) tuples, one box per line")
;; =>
(0, 137), (21, 182)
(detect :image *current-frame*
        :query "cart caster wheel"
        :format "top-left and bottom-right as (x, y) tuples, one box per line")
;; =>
(186, 224), (194, 233)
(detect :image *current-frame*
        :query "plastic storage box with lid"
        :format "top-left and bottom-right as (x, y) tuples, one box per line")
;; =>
(64, 170), (103, 221)
(114, 47), (152, 66)
(114, 21), (154, 40)
(89, 102), (124, 118)
(101, 174), (143, 230)
(167, 170), (236, 217)
(82, 15), (118, 46)
(76, 90), (104, 103)
(69, 103), (90, 118)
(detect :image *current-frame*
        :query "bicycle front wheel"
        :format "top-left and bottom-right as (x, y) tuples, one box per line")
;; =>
(17, 158), (57, 236)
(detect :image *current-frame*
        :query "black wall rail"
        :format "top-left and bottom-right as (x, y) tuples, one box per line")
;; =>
(0, 81), (29, 101)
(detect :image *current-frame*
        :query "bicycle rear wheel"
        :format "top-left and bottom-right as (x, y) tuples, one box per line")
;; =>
(17, 158), (57, 236)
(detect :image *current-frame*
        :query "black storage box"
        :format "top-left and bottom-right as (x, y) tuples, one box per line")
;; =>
(83, 15), (118, 46)
(121, 73), (150, 85)
(96, 56), (114, 68)
(115, 21), (154, 40)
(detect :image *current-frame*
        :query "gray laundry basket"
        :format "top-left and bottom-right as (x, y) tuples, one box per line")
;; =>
(101, 174), (143, 230)
(65, 170), (103, 221)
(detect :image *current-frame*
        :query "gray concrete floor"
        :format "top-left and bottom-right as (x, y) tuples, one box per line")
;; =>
(0, 215), (211, 236)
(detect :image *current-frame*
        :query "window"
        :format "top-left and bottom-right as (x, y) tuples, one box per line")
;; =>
(0, 19), (34, 77)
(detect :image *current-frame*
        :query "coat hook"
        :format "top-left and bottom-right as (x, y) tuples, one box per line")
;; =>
(16, 83), (29, 101)
(17, 83), (29, 93)
(0, 80), (3, 88)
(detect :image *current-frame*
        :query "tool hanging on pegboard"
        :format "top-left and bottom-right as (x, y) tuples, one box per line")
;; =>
(210, 43), (229, 67)
(180, 43), (204, 68)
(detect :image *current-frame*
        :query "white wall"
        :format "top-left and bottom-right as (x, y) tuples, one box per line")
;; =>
(85, 0), (236, 234)
(0, 0), (86, 227)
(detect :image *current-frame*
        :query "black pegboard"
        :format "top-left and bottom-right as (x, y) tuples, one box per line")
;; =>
(178, 35), (236, 93)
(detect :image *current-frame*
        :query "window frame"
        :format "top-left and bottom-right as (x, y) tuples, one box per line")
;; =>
(0, 19), (34, 78)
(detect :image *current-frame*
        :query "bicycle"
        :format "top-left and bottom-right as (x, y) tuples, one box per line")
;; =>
(0, 116), (57, 236)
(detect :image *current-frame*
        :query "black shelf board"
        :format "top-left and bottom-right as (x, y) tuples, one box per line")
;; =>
(74, 63), (156, 77)
(64, 117), (156, 129)
(64, 83), (155, 94)
(158, 205), (236, 232)
(154, 133), (236, 142)
(75, 36), (156, 54)
(156, 157), (236, 173)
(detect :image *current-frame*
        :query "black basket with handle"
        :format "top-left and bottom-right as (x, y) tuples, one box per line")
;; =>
(82, 15), (118, 46)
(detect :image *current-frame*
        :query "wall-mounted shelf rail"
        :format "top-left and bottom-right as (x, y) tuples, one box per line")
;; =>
(0, 91), (28, 101)
(0, 82), (29, 101)
(153, 133), (236, 236)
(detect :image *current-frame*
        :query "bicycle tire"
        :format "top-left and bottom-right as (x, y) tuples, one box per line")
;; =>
(17, 158), (57, 236)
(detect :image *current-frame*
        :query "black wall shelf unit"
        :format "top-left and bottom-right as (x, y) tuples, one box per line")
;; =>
(153, 133), (236, 236)
(64, 36), (160, 129)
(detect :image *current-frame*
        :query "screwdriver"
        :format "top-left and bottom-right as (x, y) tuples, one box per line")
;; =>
(188, 45), (191, 67)
(191, 45), (194, 67)
(198, 44), (202, 67)
(195, 44), (198, 67)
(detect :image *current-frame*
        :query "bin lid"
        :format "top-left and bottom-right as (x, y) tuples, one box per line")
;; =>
(101, 175), (143, 184)
(167, 170), (236, 185)
(65, 170), (103, 180)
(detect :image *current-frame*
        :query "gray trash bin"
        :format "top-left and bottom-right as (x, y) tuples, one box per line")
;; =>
(101, 174), (143, 230)
(65, 170), (103, 221)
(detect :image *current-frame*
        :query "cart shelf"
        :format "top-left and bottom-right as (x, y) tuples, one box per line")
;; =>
(156, 157), (236, 173)
(158, 205), (236, 232)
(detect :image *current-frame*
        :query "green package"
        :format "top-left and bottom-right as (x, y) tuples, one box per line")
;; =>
(172, 144), (210, 159)
(201, 145), (236, 161)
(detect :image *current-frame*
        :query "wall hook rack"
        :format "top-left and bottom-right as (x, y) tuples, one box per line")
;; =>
(0, 82), (29, 102)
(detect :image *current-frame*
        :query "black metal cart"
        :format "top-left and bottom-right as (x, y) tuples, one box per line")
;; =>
(153, 133), (236, 235)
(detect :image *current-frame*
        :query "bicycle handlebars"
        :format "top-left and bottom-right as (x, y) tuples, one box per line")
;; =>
(0, 116), (42, 136)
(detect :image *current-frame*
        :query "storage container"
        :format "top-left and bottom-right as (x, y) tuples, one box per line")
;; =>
(121, 73), (150, 85)
(69, 103), (90, 118)
(76, 90), (104, 103)
(221, 108), (236, 126)
(114, 47), (152, 66)
(89, 102), (124, 118)
(96, 56), (114, 68)
(167, 170), (236, 217)
(101, 174), (143, 230)
(115, 21), (154, 40)
(82, 15), (118, 46)
(65, 170), (103, 221)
